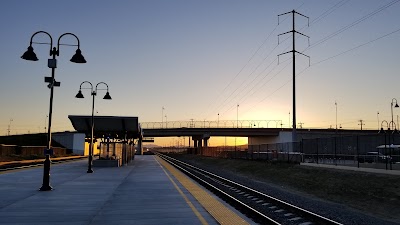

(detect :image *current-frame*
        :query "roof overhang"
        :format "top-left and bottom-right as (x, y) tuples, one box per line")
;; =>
(68, 115), (141, 139)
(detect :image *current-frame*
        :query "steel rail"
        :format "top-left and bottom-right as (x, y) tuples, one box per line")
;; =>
(157, 153), (343, 225)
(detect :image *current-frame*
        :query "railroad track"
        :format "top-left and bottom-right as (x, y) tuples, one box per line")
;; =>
(157, 153), (343, 225)
(0, 156), (87, 172)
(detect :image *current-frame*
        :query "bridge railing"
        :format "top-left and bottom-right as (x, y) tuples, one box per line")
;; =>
(140, 120), (283, 129)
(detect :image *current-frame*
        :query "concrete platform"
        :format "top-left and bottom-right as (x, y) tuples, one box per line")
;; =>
(0, 155), (253, 225)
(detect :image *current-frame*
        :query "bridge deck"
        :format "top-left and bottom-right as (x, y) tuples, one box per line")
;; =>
(0, 156), (253, 225)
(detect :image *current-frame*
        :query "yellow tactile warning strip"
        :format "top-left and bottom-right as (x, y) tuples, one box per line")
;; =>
(156, 156), (250, 225)
(156, 157), (209, 225)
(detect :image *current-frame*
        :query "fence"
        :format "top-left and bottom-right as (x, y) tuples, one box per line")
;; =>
(300, 133), (400, 170)
(187, 133), (400, 170)
(141, 119), (283, 129)
(199, 144), (303, 162)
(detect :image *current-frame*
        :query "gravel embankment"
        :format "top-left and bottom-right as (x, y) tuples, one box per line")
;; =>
(172, 155), (399, 225)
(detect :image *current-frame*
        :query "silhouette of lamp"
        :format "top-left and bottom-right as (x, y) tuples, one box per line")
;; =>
(21, 31), (86, 191)
(76, 81), (112, 173)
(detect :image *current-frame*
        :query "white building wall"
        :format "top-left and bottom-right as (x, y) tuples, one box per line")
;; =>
(53, 132), (85, 155)
(248, 131), (293, 145)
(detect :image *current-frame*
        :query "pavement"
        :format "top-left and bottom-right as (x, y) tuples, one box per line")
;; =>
(300, 162), (400, 175)
(4, 155), (396, 225)
(0, 155), (254, 225)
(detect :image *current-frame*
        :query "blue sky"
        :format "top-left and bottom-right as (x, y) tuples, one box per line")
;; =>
(1, 0), (400, 145)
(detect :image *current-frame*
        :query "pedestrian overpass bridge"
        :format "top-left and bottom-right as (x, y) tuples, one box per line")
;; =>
(67, 116), (379, 150)
(142, 127), (283, 147)
(141, 120), (379, 148)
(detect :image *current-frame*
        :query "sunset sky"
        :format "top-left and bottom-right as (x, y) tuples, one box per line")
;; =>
(1, 0), (400, 146)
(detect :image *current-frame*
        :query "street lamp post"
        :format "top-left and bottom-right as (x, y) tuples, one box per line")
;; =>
(391, 98), (399, 130)
(76, 81), (112, 173)
(21, 31), (86, 191)
(377, 111), (380, 131)
(379, 120), (396, 170)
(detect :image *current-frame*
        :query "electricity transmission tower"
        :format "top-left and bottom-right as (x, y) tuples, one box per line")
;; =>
(277, 10), (310, 143)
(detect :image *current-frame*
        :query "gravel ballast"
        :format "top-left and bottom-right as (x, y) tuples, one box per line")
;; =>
(171, 154), (399, 225)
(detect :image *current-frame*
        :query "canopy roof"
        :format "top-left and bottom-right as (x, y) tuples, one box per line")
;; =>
(68, 115), (141, 139)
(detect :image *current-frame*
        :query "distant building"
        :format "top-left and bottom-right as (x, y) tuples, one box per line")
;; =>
(53, 132), (85, 155)
(0, 132), (86, 156)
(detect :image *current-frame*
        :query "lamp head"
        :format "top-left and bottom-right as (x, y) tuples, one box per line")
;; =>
(70, 49), (86, 63)
(379, 127), (385, 134)
(103, 92), (112, 100)
(395, 103), (399, 108)
(75, 90), (84, 98)
(21, 46), (38, 61)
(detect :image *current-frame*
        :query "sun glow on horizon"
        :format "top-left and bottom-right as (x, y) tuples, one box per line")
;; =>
(153, 136), (248, 147)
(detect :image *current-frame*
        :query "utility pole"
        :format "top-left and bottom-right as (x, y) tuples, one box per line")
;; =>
(278, 10), (310, 143)
(358, 119), (365, 130)
(236, 104), (239, 129)
(190, 119), (194, 128)
(7, 118), (13, 136)
(335, 101), (338, 131)
(161, 106), (165, 129)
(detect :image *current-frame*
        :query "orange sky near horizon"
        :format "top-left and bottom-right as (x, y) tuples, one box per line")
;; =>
(151, 136), (248, 147)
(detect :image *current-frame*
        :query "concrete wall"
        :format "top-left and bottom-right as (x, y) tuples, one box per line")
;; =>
(248, 131), (292, 145)
(53, 132), (85, 155)
(249, 130), (347, 145)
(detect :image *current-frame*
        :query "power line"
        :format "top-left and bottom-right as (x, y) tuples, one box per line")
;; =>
(311, 27), (400, 67)
(201, 3), (311, 120)
(309, 0), (350, 26)
(202, 24), (280, 120)
(305, 0), (400, 52)
(203, 2), (351, 119)
(240, 6), (400, 115)
(277, 10), (310, 142)
(224, 2), (349, 116)
(221, 59), (293, 117)
(204, 1), (398, 121)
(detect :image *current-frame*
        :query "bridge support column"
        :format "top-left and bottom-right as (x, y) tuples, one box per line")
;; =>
(193, 139), (198, 148)
(192, 136), (202, 155)
(203, 137), (210, 148)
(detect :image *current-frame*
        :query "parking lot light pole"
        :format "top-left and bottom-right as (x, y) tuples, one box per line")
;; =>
(21, 31), (86, 191)
(391, 98), (399, 130)
(379, 120), (390, 170)
(76, 81), (112, 173)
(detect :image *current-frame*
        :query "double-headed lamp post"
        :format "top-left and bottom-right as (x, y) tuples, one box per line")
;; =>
(76, 81), (112, 173)
(379, 120), (396, 170)
(21, 31), (86, 191)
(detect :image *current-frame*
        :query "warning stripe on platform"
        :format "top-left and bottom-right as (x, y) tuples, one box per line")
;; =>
(156, 155), (250, 225)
